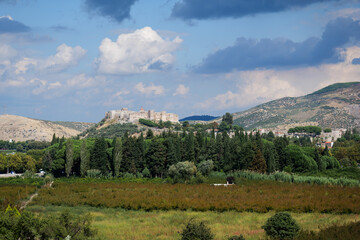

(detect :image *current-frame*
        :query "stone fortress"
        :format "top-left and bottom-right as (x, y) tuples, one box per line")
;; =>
(105, 107), (179, 124)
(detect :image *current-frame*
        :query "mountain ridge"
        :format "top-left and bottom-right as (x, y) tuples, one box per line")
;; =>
(231, 82), (360, 130)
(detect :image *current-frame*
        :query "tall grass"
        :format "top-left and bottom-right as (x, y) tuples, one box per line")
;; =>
(27, 205), (360, 240)
(31, 181), (360, 213)
(209, 171), (360, 187)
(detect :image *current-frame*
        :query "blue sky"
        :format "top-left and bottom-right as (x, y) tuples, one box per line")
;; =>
(0, 0), (360, 122)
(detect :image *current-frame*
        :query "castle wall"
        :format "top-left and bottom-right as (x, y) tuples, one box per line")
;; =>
(105, 108), (178, 124)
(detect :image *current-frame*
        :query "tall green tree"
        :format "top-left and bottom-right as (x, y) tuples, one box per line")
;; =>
(183, 131), (195, 163)
(91, 137), (109, 174)
(112, 137), (122, 177)
(249, 148), (267, 173)
(146, 138), (167, 177)
(65, 139), (74, 177)
(80, 140), (90, 177)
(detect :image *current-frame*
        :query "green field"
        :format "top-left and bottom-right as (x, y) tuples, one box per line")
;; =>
(27, 205), (360, 240)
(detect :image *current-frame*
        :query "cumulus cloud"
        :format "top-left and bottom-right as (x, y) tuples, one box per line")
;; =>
(197, 46), (360, 110)
(195, 17), (360, 73)
(173, 84), (189, 96)
(172, 0), (342, 21)
(96, 27), (183, 74)
(15, 44), (86, 74)
(134, 82), (165, 96)
(0, 16), (30, 33)
(84, 0), (138, 23)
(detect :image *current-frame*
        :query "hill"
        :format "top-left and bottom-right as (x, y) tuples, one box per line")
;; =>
(180, 115), (218, 122)
(231, 82), (360, 130)
(0, 115), (92, 142)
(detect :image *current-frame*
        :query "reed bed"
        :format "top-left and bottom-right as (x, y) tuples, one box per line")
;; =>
(32, 181), (360, 213)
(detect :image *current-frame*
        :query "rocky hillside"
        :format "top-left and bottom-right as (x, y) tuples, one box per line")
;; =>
(232, 82), (360, 130)
(0, 115), (91, 142)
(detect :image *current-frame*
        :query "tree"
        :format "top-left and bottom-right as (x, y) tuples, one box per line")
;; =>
(80, 140), (90, 177)
(197, 160), (214, 176)
(146, 138), (167, 177)
(180, 219), (214, 240)
(146, 129), (154, 139)
(65, 139), (74, 177)
(248, 148), (267, 173)
(112, 137), (122, 177)
(262, 212), (300, 239)
(222, 112), (233, 125)
(183, 131), (195, 163)
(91, 137), (109, 174)
(168, 161), (197, 183)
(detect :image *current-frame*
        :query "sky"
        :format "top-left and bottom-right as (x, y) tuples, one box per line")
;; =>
(0, 0), (360, 122)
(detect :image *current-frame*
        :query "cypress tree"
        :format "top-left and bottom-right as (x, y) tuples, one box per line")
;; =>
(146, 138), (167, 177)
(112, 137), (122, 177)
(65, 139), (74, 177)
(80, 140), (90, 177)
(249, 148), (267, 173)
(184, 131), (195, 162)
(91, 137), (109, 174)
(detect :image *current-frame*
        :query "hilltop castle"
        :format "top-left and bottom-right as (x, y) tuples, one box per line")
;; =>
(105, 107), (179, 124)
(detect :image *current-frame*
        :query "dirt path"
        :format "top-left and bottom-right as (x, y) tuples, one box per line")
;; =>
(20, 181), (53, 210)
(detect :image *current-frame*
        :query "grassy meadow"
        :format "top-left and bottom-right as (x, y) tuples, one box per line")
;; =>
(27, 205), (360, 240)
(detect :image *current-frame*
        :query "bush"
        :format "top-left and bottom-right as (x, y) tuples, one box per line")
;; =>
(180, 219), (214, 240)
(228, 235), (245, 240)
(86, 169), (102, 178)
(262, 212), (300, 239)
(168, 161), (197, 183)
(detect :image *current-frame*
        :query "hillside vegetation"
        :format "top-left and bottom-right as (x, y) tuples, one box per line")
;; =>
(231, 82), (360, 130)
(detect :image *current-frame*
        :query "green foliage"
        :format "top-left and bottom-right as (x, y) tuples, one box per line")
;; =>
(0, 208), (97, 240)
(324, 128), (332, 133)
(139, 118), (158, 127)
(86, 169), (102, 178)
(80, 140), (90, 177)
(80, 123), (138, 138)
(197, 160), (214, 176)
(168, 161), (197, 183)
(180, 219), (214, 240)
(142, 167), (150, 178)
(91, 138), (109, 174)
(288, 126), (322, 135)
(262, 212), (300, 239)
(112, 137), (122, 177)
(295, 221), (360, 240)
(65, 139), (74, 177)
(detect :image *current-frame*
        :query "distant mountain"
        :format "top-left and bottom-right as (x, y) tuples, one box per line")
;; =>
(180, 115), (219, 122)
(0, 115), (94, 142)
(231, 82), (360, 130)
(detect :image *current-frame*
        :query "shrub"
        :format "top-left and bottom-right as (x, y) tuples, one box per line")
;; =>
(180, 219), (214, 240)
(142, 168), (150, 178)
(228, 235), (245, 240)
(86, 169), (102, 178)
(168, 161), (197, 183)
(262, 212), (300, 239)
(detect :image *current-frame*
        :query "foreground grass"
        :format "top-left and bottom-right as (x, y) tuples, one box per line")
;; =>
(31, 180), (360, 213)
(27, 205), (360, 240)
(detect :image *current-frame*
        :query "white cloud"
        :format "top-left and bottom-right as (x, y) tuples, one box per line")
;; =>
(197, 46), (360, 110)
(173, 84), (189, 96)
(41, 44), (86, 72)
(134, 82), (165, 96)
(14, 44), (86, 74)
(66, 74), (103, 88)
(0, 43), (17, 61)
(96, 26), (183, 74)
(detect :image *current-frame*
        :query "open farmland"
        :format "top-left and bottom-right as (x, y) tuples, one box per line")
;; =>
(0, 184), (37, 210)
(31, 179), (360, 213)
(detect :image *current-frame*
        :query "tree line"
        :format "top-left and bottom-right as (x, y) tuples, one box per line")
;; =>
(39, 128), (346, 178)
